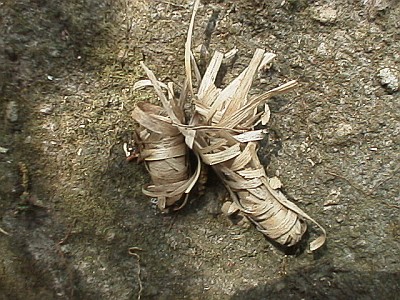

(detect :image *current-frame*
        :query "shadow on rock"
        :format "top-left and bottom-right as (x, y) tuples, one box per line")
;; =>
(231, 263), (400, 300)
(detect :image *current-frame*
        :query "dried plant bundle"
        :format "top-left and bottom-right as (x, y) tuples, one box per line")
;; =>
(179, 0), (325, 250)
(132, 0), (325, 250)
(132, 73), (201, 212)
(188, 48), (326, 250)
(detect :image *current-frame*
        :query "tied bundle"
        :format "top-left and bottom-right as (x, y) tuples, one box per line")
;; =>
(187, 49), (326, 250)
(131, 0), (326, 251)
(132, 66), (201, 212)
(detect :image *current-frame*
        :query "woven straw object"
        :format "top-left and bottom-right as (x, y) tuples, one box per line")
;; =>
(132, 64), (201, 212)
(132, 0), (326, 250)
(188, 48), (325, 250)
(132, 102), (194, 212)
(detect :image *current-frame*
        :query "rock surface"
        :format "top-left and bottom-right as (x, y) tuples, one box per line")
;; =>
(1, 0), (399, 299)
(378, 67), (399, 93)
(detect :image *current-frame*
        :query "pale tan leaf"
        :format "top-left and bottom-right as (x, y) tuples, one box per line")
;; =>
(233, 129), (267, 143)
(258, 52), (276, 73)
(139, 62), (181, 124)
(201, 143), (241, 165)
(269, 176), (282, 189)
(167, 82), (174, 100)
(221, 49), (265, 118)
(184, 0), (200, 97)
(224, 48), (238, 60)
(205, 69), (246, 122)
(133, 79), (169, 91)
(261, 104), (271, 125)
(198, 51), (224, 99)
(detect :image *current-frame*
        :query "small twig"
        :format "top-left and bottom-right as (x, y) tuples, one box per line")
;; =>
(382, 202), (400, 209)
(326, 171), (372, 197)
(59, 219), (77, 245)
(0, 227), (10, 236)
(129, 247), (144, 300)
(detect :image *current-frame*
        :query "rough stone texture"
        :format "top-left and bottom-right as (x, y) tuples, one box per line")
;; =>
(378, 67), (399, 93)
(311, 5), (338, 24)
(0, 0), (399, 299)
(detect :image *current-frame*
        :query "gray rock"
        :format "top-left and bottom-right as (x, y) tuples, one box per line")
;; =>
(311, 5), (338, 24)
(378, 67), (399, 93)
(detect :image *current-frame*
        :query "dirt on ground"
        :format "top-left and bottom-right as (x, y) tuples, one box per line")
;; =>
(0, 0), (399, 299)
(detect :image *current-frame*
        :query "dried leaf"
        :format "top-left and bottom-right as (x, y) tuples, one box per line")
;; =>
(133, 79), (169, 91)
(233, 129), (267, 143)
(269, 176), (282, 190)
(258, 52), (276, 73)
(260, 104), (271, 125)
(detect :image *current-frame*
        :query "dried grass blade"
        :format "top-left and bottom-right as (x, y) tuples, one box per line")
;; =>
(133, 79), (170, 91)
(205, 68), (247, 123)
(233, 130), (267, 143)
(139, 62), (182, 124)
(198, 51), (224, 99)
(258, 52), (276, 72)
(221, 48), (265, 118)
(184, 0), (201, 98)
